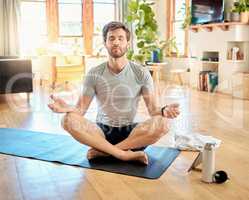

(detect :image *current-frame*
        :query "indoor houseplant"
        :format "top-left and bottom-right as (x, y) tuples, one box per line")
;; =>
(239, 0), (249, 23)
(231, 0), (249, 22)
(126, 0), (178, 64)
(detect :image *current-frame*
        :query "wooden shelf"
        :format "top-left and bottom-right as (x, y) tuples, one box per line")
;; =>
(201, 61), (219, 64)
(190, 22), (249, 33)
(226, 59), (246, 63)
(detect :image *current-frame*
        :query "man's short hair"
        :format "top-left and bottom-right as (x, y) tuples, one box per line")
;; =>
(102, 21), (131, 42)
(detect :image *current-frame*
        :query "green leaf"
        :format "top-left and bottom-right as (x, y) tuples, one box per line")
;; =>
(137, 41), (145, 48)
(127, 49), (134, 60)
(133, 54), (146, 64)
(138, 10), (145, 25)
(128, 0), (139, 13)
(139, 3), (152, 13)
(126, 15), (133, 22)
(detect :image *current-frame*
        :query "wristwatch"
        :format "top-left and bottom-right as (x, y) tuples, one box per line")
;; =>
(161, 105), (167, 117)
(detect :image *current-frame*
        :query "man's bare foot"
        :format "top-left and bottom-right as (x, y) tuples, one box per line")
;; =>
(121, 150), (149, 165)
(87, 148), (108, 160)
(87, 148), (148, 165)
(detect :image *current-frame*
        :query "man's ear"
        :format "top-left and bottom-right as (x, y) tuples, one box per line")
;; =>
(127, 41), (131, 49)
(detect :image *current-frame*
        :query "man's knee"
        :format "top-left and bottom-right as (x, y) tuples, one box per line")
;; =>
(150, 116), (169, 140)
(157, 116), (169, 134)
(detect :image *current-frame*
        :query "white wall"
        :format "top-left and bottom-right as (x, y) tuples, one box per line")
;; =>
(224, 0), (234, 13)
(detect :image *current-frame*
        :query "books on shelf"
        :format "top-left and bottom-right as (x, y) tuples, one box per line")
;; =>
(199, 71), (218, 92)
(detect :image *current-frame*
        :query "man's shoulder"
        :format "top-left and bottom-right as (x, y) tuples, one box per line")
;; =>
(88, 62), (107, 75)
(129, 61), (143, 70)
(129, 61), (150, 78)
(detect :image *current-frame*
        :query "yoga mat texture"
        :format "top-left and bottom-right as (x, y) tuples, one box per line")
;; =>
(0, 128), (180, 179)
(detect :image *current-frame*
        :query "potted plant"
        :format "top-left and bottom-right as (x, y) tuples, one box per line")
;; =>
(126, 0), (178, 64)
(231, 0), (249, 22)
(239, 0), (249, 23)
(231, 1), (242, 22)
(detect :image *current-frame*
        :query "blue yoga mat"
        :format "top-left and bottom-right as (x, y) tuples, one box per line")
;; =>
(0, 128), (180, 179)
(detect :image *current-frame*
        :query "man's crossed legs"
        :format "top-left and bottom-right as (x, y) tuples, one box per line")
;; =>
(62, 113), (169, 165)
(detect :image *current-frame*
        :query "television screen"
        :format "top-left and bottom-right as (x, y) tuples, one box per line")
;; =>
(191, 0), (224, 25)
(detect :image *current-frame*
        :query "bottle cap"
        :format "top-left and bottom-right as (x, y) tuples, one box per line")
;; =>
(204, 143), (215, 150)
(213, 170), (229, 184)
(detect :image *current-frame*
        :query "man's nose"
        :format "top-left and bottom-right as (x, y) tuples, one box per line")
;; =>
(112, 39), (120, 45)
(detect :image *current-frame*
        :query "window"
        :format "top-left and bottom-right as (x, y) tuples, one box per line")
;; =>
(20, 0), (47, 55)
(93, 0), (116, 55)
(93, 0), (116, 33)
(20, 0), (117, 55)
(58, 0), (83, 36)
(168, 0), (189, 56)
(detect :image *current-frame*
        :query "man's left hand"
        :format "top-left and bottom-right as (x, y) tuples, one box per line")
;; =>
(163, 103), (180, 119)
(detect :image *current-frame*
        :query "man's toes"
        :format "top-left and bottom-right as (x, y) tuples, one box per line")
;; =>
(87, 148), (96, 159)
(143, 153), (149, 165)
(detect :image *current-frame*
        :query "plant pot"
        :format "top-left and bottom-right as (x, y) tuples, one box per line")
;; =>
(240, 11), (249, 23)
(230, 12), (241, 22)
(151, 49), (163, 63)
(224, 12), (231, 22)
(151, 49), (160, 63)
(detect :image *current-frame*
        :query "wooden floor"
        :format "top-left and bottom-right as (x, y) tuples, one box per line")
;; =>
(0, 83), (249, 200)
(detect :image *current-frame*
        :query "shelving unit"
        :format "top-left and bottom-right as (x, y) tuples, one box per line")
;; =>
(190, 22), (249, 33)
(226, 41), (246, 61)
(189, 23), (249, 94)
(226, 60), (246, 63)
(197, 51), (219, 92)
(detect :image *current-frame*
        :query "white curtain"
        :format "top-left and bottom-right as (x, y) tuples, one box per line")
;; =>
(0, 0), (20, 56)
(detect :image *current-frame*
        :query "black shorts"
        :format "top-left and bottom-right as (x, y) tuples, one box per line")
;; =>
(96, 123), (146, 150)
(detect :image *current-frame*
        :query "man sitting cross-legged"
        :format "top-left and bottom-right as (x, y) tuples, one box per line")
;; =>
(48, 21), (180, 165)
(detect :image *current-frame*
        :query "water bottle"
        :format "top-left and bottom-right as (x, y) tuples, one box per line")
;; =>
(202, 143), (215, 183)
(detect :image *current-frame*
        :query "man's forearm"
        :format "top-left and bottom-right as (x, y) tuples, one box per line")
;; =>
(142, 92), (166, 117)
(66, 106), (87, 116)
(149, 107), (163, 116)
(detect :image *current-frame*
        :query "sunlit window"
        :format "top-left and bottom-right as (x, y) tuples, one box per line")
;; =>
(58, 0), (82, 36)
(20, 0), (47, 55)
(20, 0), (117, 56)
(93, 0), (116, 55)
(172, 0), (186, 55)
(93, 0), (116, 33)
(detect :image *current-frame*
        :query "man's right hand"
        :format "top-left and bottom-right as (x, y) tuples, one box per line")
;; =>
(48, 95), (73, 113)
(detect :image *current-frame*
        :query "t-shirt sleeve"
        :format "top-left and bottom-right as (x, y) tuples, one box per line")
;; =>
(82, 70), (96, 97)
(141, 68), (154, 93)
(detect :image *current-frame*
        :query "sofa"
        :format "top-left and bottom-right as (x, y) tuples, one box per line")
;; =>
(0, 56), (33, 100)
(32, 55), (85, 89)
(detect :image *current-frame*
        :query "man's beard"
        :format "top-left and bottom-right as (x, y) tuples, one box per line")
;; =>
(108, 46), (127, 58)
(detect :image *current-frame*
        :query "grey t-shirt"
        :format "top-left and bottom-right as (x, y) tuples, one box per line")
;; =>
(82, 61), (154, 127)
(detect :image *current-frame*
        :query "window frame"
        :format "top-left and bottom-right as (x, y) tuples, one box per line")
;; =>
(93, 0), (117, 35)
(20, 0), (117, 55)
(167, 0), (189, 57)
(58, 0), (83, 37)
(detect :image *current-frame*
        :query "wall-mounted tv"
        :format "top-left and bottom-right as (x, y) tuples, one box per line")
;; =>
(191, 0), (224, 25)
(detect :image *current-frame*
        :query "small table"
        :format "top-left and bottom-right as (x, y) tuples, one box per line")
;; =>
(170, 69), (186, 86)
(146, 62), (168, 95)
